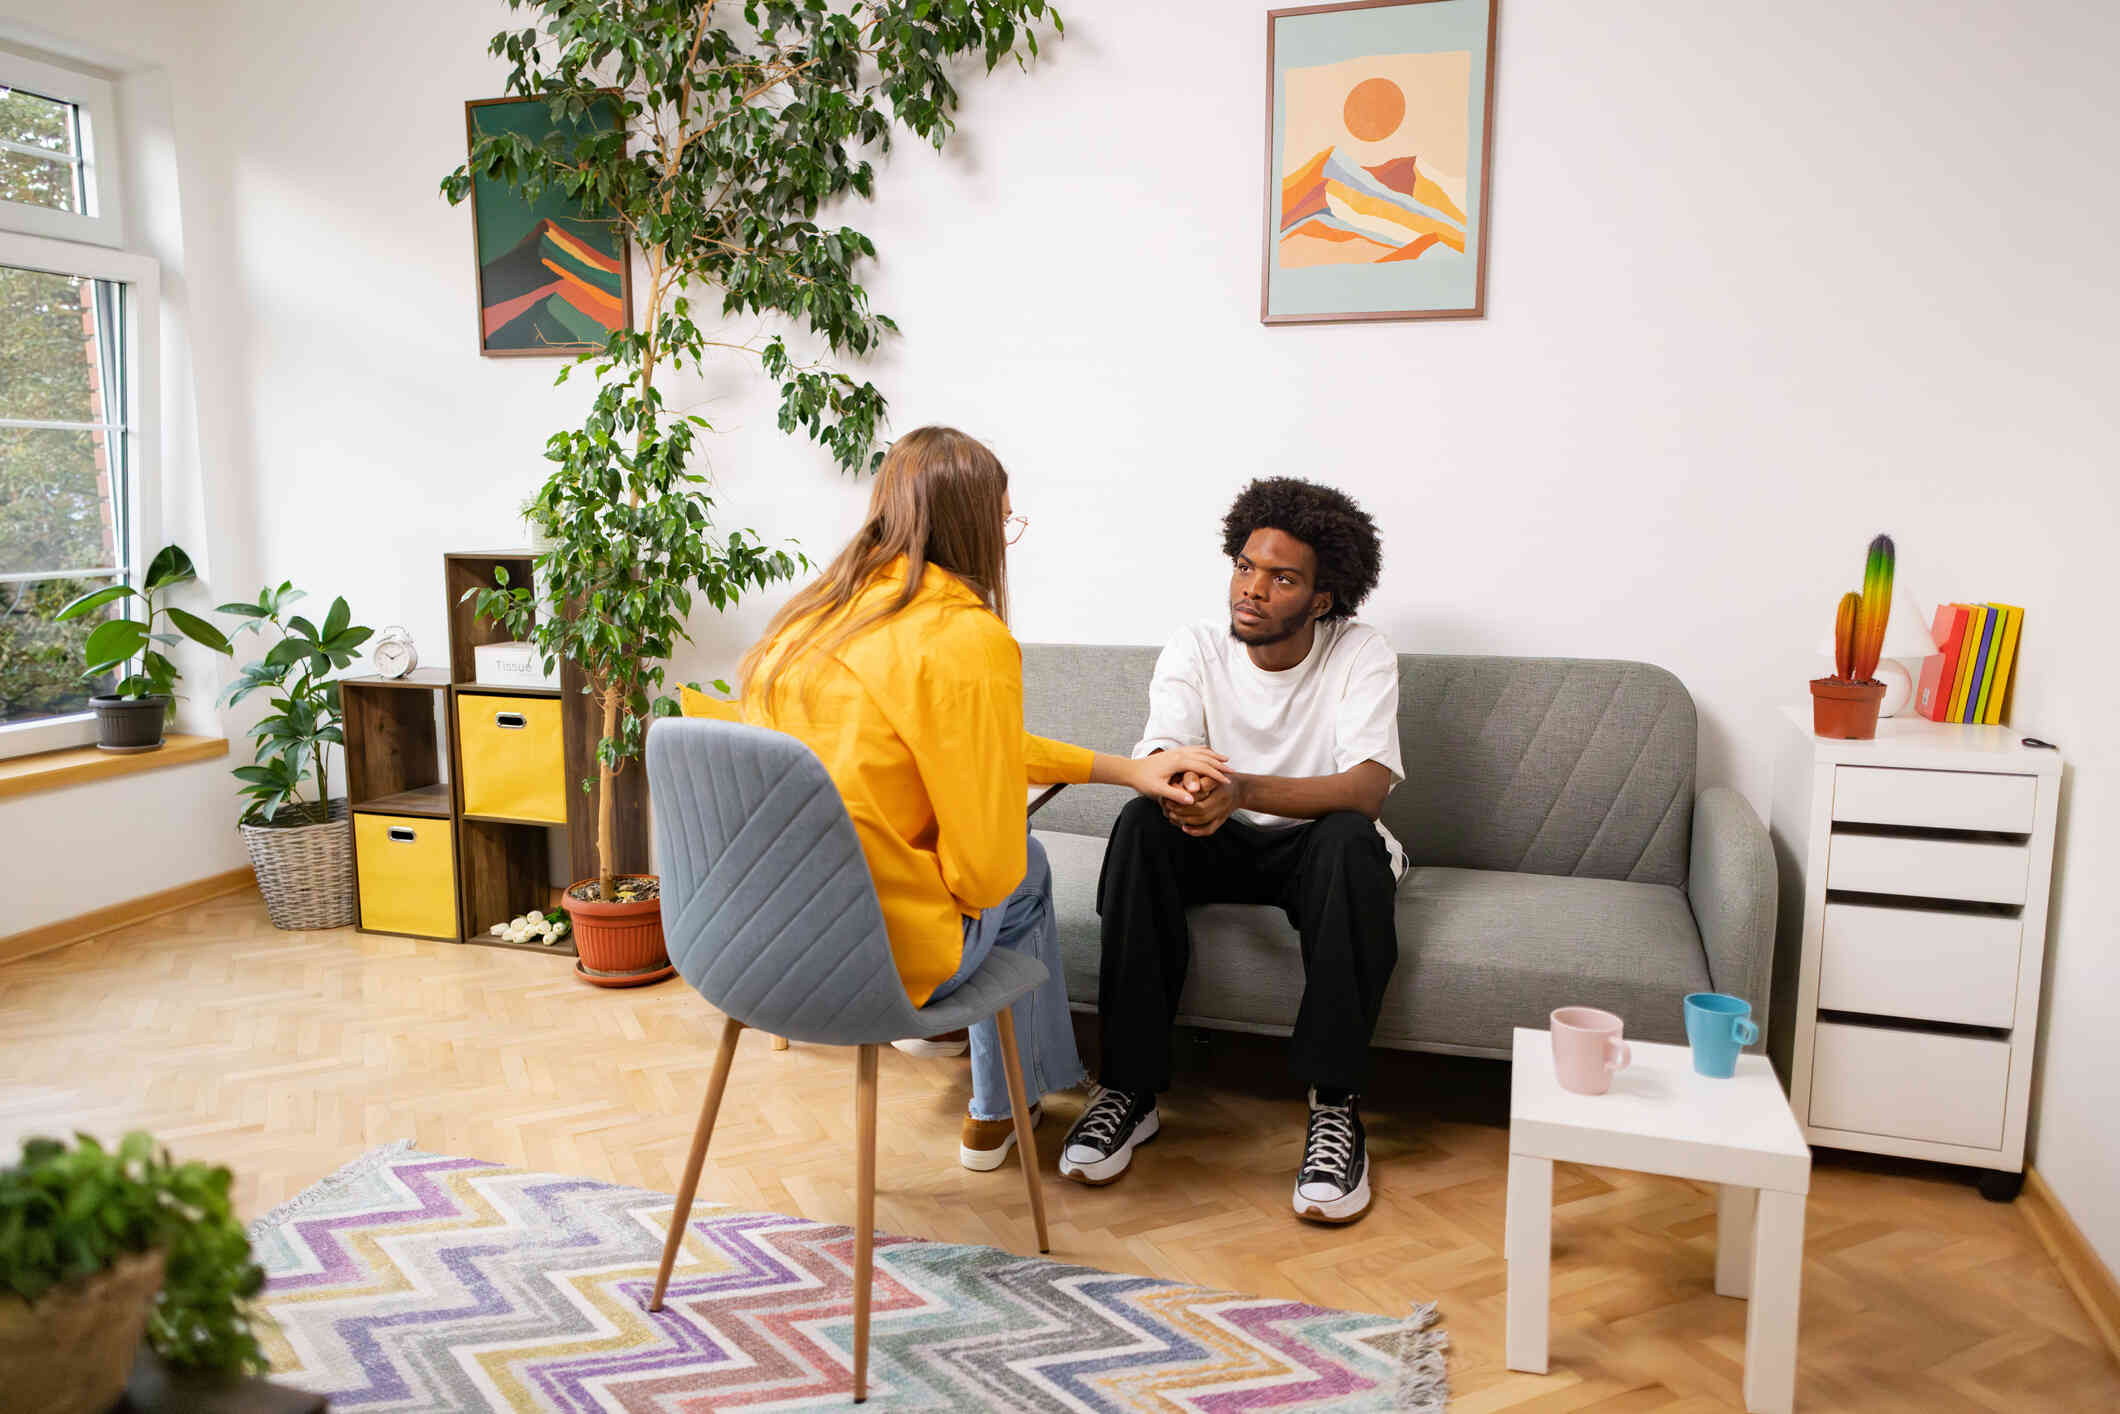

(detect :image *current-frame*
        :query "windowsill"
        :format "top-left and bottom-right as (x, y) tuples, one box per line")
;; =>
(0, 733), (227, 802)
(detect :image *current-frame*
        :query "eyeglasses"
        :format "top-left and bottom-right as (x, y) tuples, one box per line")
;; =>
(1005, 514), (1030, 545)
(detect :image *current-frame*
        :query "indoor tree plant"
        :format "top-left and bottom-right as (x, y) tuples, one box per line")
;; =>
(53, 544), (232, 753)
(219, 582), (374, 929)
(443, 0), (1064, 983)
(0, 1132), (265, 1414)
(1811, 533), (1896, 740)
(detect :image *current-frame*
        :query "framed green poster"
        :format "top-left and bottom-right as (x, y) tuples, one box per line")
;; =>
(464, 94), (633, 357)
(1262, 0), (1500, 324)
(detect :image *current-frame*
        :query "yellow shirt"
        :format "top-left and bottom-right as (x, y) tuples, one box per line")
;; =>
(681, 561), (1092, 1004)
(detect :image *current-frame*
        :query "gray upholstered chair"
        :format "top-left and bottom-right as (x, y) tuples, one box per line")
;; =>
(643, 717), (1051, 1403)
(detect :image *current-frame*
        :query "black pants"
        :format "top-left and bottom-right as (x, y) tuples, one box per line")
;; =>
(1095, 796), (1399, 1095)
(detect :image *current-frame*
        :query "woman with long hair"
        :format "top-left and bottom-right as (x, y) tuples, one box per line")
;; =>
(732, 426), (1227, 1169)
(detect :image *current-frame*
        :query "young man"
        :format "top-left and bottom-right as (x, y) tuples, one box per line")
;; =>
(1059, 477), (1403, 1224)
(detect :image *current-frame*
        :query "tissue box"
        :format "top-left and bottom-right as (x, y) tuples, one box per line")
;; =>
(472, 641), (559, 690)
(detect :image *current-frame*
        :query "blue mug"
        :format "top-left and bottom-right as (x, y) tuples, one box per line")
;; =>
(1684, 992), (1759, 1078)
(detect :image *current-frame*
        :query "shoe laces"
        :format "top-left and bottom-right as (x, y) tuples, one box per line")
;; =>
(1072, 1088), (1137, 1149)
(1303, 1102), (1356, 1179)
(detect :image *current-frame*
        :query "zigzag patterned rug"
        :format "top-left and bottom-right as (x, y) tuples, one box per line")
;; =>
(249, 1143), (1445, 1411)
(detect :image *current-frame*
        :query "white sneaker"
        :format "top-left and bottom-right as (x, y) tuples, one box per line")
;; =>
(1293, 1088), (1373, 1224)
(891, 1029), (968, 1057)
(1058, 1087), (1159, 1186)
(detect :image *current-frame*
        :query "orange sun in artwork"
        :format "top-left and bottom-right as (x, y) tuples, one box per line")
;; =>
(1342, 76), (1406, 142)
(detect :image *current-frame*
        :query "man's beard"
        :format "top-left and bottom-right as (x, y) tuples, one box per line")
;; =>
(1229, 608), (1308, 648)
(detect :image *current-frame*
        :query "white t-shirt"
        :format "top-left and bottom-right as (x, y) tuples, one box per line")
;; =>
(1132, 618), (1407, 876)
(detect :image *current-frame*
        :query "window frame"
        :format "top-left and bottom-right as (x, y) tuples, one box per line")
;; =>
(0, 47), (124, 248)
(0, 230), (160, 759)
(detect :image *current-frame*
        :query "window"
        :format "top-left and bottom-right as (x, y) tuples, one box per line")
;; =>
(0, 234), (157, 757)
(0, 50), (148, 758)
(0, 49), (122, 247)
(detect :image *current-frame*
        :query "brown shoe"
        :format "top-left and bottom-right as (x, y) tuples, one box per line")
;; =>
(959, 1104), (1040, 1171)
(892, 1029), (969, 1057)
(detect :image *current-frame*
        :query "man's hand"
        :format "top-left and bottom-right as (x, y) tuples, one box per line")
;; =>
(1164, 771), (1243, 836)
(1114, 746), (1229, 807)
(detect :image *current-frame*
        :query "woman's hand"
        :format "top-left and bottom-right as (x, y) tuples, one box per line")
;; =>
(1121, 746), (1230, 807)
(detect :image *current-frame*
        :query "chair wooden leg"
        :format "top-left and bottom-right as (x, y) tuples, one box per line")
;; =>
(648, 1016), (743, 1312)
(771, 1034), (789, 1051)
(993, 1007), (1052, 1255)
(853, 1043), (879, 1403)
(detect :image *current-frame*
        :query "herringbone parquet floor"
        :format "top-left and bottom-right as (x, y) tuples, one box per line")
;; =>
(2, 889), (2113, 1411)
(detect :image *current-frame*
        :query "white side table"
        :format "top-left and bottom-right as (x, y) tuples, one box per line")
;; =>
(1507, 1027), (1813, 1413)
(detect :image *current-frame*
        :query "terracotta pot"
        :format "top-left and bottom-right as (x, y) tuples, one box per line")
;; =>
(0, 1248), (165, 1414)
(564, 876), (674, 987)
(1810, 678), (1887, 740)
(91, 694), (169, 753)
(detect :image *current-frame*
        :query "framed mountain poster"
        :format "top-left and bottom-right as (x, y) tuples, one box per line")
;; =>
(1262, 0), (1499, 324)
(464, 94), (633, 357)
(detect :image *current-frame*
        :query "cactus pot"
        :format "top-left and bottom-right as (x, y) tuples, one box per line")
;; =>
(1810, 678), (1886, 740)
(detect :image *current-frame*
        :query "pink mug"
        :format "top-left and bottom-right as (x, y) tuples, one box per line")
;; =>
(1550, 1007), (1632, 1095)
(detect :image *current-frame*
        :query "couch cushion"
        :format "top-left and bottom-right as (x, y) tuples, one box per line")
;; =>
(1020, 647), (1698, 887)
(1387, 657), (1697, 887)
(1385, 866), (1708, 1052)
(1036, 830), (1707, 1056)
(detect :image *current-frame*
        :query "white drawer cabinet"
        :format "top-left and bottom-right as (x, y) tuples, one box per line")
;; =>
(1767, 709), (2061, 1199)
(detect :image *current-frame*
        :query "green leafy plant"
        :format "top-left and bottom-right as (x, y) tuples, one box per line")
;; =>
(440, 0), (1062, 902)
(1827, 534), (1896, 684)
(53, 545), (232, 716)
(218, 582), (374, 825)
(0, 1132), (266, 1375)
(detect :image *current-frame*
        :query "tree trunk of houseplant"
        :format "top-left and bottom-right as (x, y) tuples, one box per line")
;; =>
(91, 694), (170, 753)
(239, 798), (356, 929)
(0, 1248), (164, 1414)
(562, 688), (671, 986)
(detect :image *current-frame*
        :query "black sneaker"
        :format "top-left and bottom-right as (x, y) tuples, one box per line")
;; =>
(1293, 1088), (1372, 1224)
(1058, 1086), (1159, 1186)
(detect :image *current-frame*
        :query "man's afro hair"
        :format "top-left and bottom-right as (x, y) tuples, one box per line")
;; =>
(1219, 477), (1382, 620)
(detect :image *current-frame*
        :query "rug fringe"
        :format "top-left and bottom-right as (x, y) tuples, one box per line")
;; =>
(247, 1139), (419, 1240)
(1393, 1299), (1450, 1413)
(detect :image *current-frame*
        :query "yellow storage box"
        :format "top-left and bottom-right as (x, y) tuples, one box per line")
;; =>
(356, 813), (458, 938)
(459, 693), (566, 823)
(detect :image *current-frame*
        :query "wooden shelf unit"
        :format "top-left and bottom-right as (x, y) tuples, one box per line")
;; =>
(337, 552), (647, 956)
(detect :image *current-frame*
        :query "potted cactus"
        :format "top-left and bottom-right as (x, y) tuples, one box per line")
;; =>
(1811, 534), (1895, 740)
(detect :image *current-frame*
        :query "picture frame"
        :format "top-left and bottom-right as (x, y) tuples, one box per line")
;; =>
(1261, 0), (1500, 325)
(464, 93), (634, 358)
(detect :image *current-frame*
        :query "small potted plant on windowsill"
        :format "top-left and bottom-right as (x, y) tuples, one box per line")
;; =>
(53, 545), (231, 753)
(1810, 533), (1896, 740)
(0, 1132), (266, 1414)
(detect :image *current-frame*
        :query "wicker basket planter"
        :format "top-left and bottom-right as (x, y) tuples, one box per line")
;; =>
(240, 798), (355, 930)
(0, 1248), (164, 1414)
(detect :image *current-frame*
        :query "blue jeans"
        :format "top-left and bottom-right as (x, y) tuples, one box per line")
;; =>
(928, 834), (1086, 1120)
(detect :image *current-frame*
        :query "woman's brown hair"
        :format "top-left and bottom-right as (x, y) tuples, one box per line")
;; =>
(740, 425), (1010, 709)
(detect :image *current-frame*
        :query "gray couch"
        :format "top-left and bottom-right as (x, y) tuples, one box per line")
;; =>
(1021, 646), (1776, 1058)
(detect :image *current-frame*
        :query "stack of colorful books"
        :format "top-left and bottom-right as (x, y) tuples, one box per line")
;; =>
(1914, 604), (2024, 724)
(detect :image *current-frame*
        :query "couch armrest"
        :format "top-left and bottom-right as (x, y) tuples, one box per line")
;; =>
(1687, 785), (1778, 1034)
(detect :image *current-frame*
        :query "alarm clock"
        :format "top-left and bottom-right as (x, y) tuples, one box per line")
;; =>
(372, 626), (418, 679)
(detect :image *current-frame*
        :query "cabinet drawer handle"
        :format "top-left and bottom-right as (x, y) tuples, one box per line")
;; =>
(387, 826), (417, 843)
(495, 712), (527, 729)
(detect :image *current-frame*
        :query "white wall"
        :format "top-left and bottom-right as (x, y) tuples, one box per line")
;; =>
(5, 0), (2116, 1268)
